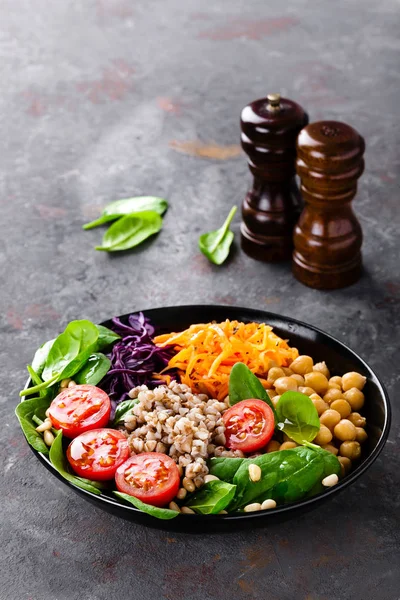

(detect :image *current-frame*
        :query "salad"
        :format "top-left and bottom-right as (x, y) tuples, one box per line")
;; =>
(16, 313), (368, 520)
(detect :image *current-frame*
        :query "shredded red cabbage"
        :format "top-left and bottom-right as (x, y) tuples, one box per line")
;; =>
(99, 312), (175, 408)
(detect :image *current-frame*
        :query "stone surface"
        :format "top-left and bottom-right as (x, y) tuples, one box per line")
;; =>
(1, 1), (399, 599)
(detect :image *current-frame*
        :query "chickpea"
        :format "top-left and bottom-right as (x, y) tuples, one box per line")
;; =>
(342, 372), (366, 392)
(290, 355), (314, 375)
(267, 367), (285, 383)
(348, 412), (366, 428)
(330, 399), (352, 419)
(282, 367), (294, 376)
(269, 359), (278, 369)
(320, 409), (341, 430)
(274, 376), (298, 395)
(355, 427), (368, 443)
(291, 374), (305, 385)
(310, 394), (329, 416)
(313, 361), (330, 379)
(343, 388), (365, 411)
(304, 372), (329, 395)
(280, 441), (298, 450)
(321, 443), (339, 456)
(329, 376), (343, 390)
(340, 440), (361, 461)
(271, 395), (280, 407)
(323, 388), (343, 404)
(313, 424), (333, 446)
(267, 389), (276, 400)
(338, 456), (352, 476)
(334, 419), (357, 442)
(266, 440), (281, 453)
(298, 386), (315, 396)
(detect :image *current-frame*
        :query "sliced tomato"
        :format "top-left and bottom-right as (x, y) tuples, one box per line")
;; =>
(115, 452), (180, 507)
(223, 399), (275, 453)
(48, 384), (111, 438)
(67, 429), (129, 481)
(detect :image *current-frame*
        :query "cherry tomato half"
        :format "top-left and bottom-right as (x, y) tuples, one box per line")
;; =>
(49, 384), (111, 438)
(222, 399), (275, 453)
(115, 452), (180, 507)
(67, 428), (130, 481)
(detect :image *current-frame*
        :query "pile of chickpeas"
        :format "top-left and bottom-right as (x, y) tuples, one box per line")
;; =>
(266, 355), (368, 477)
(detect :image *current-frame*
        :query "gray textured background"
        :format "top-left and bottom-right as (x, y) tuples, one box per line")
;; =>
(1, 1), (399, 599)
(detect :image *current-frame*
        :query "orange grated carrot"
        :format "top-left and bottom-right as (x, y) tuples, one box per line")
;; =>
(154, 320), (298, 400)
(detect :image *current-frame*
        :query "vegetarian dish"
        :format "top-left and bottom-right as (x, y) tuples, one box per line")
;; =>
(16, 313), (368, 520)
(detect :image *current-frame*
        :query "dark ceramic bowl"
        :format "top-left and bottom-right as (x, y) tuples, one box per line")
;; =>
(26, 305), (391, 531)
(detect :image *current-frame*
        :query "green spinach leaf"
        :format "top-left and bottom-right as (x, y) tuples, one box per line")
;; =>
(95, 211), (162, 252)
(95, 325), (121, 351)
(276, 391), (320, 444)
(113, 399), (139, 426)
(228, 362), (277, 420)
(83, 196), (168, 230)
(186, 480), (236, 514)
(31, 339), (55, 375)
(208, 457), (245, 483)
(113, 492), (179, 519)
(49, 431), (102, 495)
(74, 353), (111, 385)
(15, 396), (52, 453)
(199, 206), (236, 265)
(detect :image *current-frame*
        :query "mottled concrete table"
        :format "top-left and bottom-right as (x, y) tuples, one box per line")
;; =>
(1, 1), (399, 599)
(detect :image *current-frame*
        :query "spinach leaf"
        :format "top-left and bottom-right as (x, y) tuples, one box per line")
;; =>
(113, 399), (139, 426)
(15, 396), (52, 454)
(49, 431), (102, 495)
(95, 211), (162, 252)
(83, 196), (168, 230)
(199, 206), (236, 265)
(74, 353), (111, 385)
(113, 492), (179, 520)
(186, 480), (236, 514)
(228, 362), (277, 419)
(96, 325), (121, 351)
(276, 391), (320, 444)
(31, 339), (55, 375)
(210, 446), (340, 510)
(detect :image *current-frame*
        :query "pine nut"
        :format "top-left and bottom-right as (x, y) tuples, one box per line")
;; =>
(181, 506), (195, 514)
(68, 380), (77, 388)
(244, 503), (262, 512)
(182, 477), (195, 492)
(176, 488), (187, 500)
(261, 499), (277, 510)
(168, 502), (180, 512)
(322, 474), (339, 487)
(248, 463), (262, 482)
(45, 408), (51, 418)
(204, 474), (219, 483)
(43, 430), (55, 446)
(35, 421), (52, 433)
(60, 378), (71, 388)
(218, 510), (228, 514)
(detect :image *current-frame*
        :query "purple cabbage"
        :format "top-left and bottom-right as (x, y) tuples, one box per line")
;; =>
(99, 312), (175, 408)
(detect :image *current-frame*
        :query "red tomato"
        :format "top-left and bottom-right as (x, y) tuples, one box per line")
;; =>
(49, 385), (111, 438)
(67, 429), (130, 481)
(115, 453), (180, 507)
(223, 399), (275, 453)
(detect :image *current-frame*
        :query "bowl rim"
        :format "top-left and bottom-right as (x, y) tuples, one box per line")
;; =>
(22, 303), (392, 523)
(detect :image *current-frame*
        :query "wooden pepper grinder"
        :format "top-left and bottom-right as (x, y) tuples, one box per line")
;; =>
(293, 121), (365, 289)
(240, 93), (309, 261)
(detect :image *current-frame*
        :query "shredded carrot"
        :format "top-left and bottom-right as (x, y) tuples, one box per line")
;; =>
(154, 320), (299, 400)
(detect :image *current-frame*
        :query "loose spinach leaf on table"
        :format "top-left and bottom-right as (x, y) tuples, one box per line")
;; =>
(199, 206), (236, 265)
(49, 431), (103, 495)
(276, 391), (320, 444)
(186, 480), (236, 514)
(83, 196), (168, 230)
(113, 492), (179, 520)
(15, 396), (52, 453)
(95, 324), (121, 351)
(228, 362), (277, 420)
(209, 446), (340, 510)
(95, 211), (163, 252)
(74, 353), (111, 386)
(113, 399), (139, 426)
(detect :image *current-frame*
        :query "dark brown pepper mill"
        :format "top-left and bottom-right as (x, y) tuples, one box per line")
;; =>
(293, 121), (365, 289)
(240, 93), (309, 261)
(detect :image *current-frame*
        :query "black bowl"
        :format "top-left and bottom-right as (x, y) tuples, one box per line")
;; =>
(27, 305), (391, 531)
